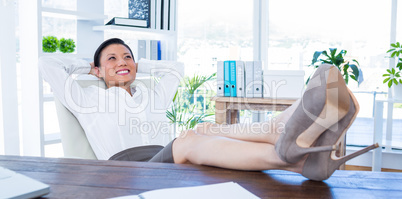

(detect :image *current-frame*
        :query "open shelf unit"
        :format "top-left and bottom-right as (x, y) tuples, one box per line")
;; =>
(41, 7), (107, 20)
(93, 25), (176, 35)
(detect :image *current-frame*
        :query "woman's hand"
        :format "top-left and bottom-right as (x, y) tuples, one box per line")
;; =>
(89, 62), (100, 78)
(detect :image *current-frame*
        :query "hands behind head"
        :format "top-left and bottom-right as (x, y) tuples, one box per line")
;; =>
(88, 62), (100, 78)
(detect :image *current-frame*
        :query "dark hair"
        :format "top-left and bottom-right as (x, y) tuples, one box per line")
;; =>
(93, 38), (134, 67)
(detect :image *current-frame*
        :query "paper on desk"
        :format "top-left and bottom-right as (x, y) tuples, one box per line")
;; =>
(112, 182), (260, 199)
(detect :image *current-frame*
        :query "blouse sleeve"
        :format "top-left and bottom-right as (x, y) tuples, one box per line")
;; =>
(38, 56), (97, 114)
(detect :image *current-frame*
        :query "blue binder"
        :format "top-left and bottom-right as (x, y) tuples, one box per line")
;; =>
(157, 41), (161, 60)
(224, 61), (231, 97)
(229, 61), (237, 97)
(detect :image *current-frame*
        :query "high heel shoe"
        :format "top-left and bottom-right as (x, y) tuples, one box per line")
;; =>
(301, 89), (379, 181)
(275, 64), (350, 164)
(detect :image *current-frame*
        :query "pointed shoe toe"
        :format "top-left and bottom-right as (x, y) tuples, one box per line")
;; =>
(275, 64), (350, 164)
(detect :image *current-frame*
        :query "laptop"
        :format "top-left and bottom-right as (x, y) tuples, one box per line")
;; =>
(0, 166), (50, 199)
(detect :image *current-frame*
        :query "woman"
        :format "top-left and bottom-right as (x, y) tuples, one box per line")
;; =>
(40, 38), (377, 181)
(40, 38), (183, 161)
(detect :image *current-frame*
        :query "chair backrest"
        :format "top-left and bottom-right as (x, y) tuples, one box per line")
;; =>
(54, 80), (106, 159)
(54, 77), (153, 159)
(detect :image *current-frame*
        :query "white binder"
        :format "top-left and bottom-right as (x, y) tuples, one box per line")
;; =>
(150, 40), (158, 60)
(245, 61), (254, 98)
(236, 61), (245, 97)
(137, 40), (147, 61)
(216, 61), (224, 97)
(253, 61), (263, 98)
(146, 40), (151, 59)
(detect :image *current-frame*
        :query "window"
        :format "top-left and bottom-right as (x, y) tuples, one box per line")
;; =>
(268, 0), (396, 147)
(177, 0), (254, 123)
(177, 0), (253, 76)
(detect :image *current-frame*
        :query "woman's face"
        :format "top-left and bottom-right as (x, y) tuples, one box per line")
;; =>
(97, 44), (136, 88)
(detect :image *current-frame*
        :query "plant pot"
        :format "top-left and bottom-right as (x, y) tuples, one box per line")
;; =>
(392, 84), (402, 100)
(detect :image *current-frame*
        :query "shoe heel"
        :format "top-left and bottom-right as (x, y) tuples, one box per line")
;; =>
(302, 143), (379, 181)
(331, 143), (379, 163)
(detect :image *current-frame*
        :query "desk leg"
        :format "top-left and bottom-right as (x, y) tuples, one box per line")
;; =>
(230, 110), (239, 124)
(215, 101), (227, 124)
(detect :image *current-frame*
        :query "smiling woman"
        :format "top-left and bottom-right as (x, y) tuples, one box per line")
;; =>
(89, 39), (138, 95)
(39, 38), (184, 160)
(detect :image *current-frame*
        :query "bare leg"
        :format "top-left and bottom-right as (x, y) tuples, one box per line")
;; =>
(197, 99), (301, 145)
(172, 130), (304, 173)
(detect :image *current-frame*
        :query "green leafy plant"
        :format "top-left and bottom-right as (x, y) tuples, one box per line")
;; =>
(308, 48), (362, 85)
(383, 42), (402, 88)
(42, 36), (59, 53)
(59, 38), (76, 53)
(166, 73), (216, 133)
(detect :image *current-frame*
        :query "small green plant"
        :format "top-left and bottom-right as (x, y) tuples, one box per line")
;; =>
(308, 48), (362, 85)
(383, 42), (402, 88)
(166, 73), (216, 134)
(59, 38), (76, 53)
(42, 36), (59, 53)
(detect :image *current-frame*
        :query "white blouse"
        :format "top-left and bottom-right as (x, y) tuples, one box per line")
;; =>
(39, 56), (184, 160)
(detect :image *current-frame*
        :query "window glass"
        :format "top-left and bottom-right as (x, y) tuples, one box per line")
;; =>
(177, 0), (253, 76)
(268, 1), (390, 87)
(177, 0), (254, 123)
(393, 1), (402, 147)
(268, 0), (393, 147)
(42, 17), (76, 41)
(397, 1), (402, 42)
(43, 101), (60, 135)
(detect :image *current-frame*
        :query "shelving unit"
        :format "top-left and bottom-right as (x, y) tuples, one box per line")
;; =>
(93, 25), (176, 35)
(41, 7), (107, 20)
(19, 0), (177, 157)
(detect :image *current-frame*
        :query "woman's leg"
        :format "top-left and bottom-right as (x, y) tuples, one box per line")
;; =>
(197, 99), (301, 145)
(172, 130), (304, 173)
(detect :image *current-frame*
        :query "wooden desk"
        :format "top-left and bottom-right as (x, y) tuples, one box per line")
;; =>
(1, 155), (401, 198)
(212, 97), (297, 124)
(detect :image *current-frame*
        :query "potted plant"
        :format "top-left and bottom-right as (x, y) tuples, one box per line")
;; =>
(166, 73), (216, 137)
(59, 38), (76, 53)
(308, 48), (362, 85)
(383, 42), (402, 100)
(42, 36), (59, 53)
